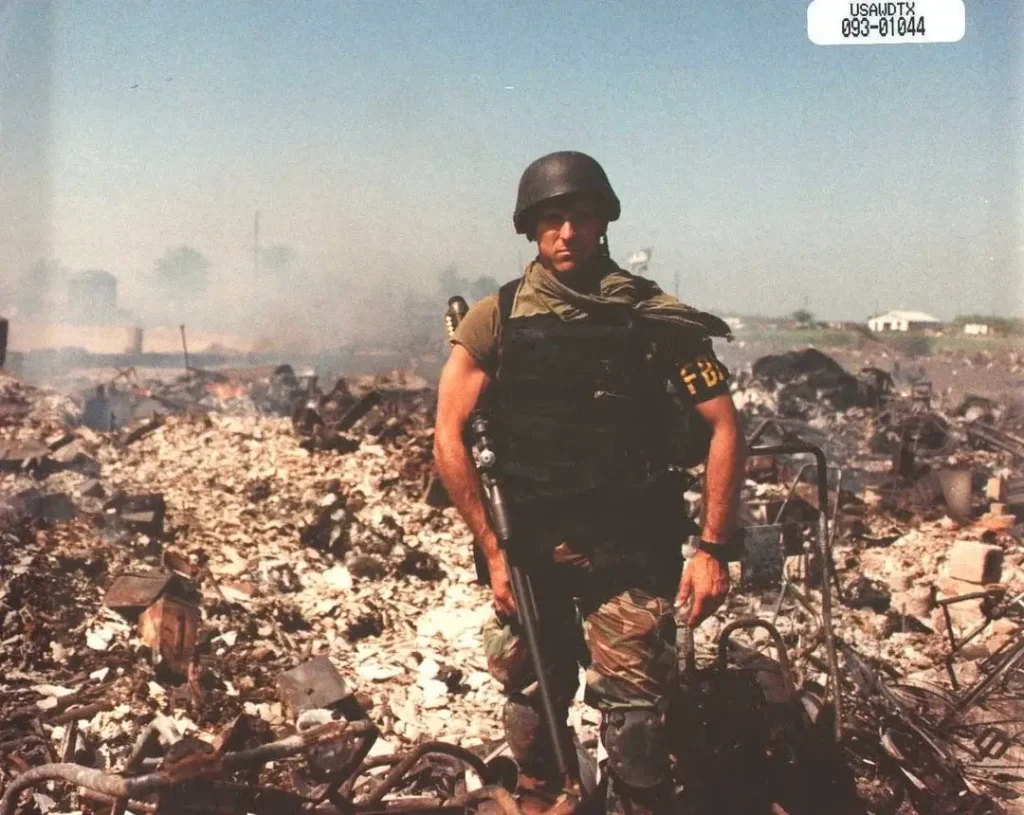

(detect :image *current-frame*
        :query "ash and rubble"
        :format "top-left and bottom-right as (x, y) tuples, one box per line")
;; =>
(1, 366), (512, 814)
(0, 347), (1022, 815)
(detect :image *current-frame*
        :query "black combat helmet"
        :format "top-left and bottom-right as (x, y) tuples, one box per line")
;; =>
(513, 151), (621, 236)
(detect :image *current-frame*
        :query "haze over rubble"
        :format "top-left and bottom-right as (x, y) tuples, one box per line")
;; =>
(1, 1), (1021, 341)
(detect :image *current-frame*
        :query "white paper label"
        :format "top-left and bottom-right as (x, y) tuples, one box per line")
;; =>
(808, 0), (966, 45)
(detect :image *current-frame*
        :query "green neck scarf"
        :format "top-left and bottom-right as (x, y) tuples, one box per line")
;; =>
(526, 258), (733, 340)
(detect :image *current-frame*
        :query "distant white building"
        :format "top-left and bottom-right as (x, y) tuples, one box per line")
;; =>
(963, 323), (991, 336)
(867, 310), (943, 333)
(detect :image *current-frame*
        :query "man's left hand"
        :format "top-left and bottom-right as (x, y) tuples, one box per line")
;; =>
(676, 550), (731, 628)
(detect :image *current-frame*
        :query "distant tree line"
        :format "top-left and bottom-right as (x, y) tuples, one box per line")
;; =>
(436, 265), (500, 303)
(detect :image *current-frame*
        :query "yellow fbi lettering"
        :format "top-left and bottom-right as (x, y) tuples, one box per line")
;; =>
(679, 355), (726, 395)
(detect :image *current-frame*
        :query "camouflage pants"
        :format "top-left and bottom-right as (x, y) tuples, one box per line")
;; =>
(484, 580), (677, 708)
(482, 562), (678, 774)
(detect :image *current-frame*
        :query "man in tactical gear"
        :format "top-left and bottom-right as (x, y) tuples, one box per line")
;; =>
(434, 151), (745, 815)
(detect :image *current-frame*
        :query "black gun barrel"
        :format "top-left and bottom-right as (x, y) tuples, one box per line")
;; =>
(468, 412), (576, 783)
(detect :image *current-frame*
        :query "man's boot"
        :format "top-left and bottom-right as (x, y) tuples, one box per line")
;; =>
(503, 697), (574, 815)
(601, 710), (675, 815)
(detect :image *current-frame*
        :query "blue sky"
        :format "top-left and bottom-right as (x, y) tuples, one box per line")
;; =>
(1, 0), (1021, 331)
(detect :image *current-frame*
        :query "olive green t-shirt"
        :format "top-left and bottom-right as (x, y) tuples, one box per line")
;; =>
(453, 277), (731, 404)
(452, 275), (551, 376)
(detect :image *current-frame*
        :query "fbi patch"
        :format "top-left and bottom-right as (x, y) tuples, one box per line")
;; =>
(677, 353), (731, 404)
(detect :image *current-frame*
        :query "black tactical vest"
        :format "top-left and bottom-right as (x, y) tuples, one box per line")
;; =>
(488, 279), (671, 509)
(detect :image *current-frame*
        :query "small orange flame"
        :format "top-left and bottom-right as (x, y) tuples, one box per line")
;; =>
(206, 381), (248, 400)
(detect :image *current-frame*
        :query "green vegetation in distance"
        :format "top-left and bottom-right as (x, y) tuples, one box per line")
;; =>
(730, 324), (1023, 356)
(951, 315), (1024, 336)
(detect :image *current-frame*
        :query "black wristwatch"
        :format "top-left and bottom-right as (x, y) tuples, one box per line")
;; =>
(697, 539), (730, 564)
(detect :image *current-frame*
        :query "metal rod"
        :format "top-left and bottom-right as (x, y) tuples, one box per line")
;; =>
(940, 635), (1024, 732)
(356, 742), (494, 808)
(745, 440), (842, 741)
(0, 719), (373, 815)
(717, 618), (796, 698)
(771, 462), (812, 525)
(179, 324), (191, 380)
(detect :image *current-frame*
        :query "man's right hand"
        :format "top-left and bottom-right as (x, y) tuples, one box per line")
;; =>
(488, 552), (517, 618)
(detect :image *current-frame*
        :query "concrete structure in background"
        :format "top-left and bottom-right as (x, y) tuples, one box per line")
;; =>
(1, 267), (128, 324)
(867, 310), (943, 333)
(5, 320), (257, 355)
(963, 323), (992, 336)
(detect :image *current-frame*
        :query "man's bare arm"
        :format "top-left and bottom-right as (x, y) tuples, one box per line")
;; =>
(433, 345), (499, 560)
(695, 393), (746, 543)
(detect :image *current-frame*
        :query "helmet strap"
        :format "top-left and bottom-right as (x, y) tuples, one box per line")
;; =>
(599, 233), (610, 259)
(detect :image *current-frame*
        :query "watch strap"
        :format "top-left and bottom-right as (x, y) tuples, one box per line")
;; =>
(698, 539), (731, 563)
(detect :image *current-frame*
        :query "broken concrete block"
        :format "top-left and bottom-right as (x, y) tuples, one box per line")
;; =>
(933, 584), (989, 637)
(4, 489), (77, 523)
(44, 439), (100, 477)
(79, 479), (105, 498)
(987, 475), (1024, 506)
(139, 595), (198, 676)
(39, 492), (77, 522)
(278, 656), (364, 721)
(936, 576), (985, 600)
(121, 509), (163, 536)
(0, 441), (50, 473)
(948, 540), (1003, 585)
(104, 493), (166, 536)
(987, 477), (1007, 502)
(985, 618), (1021, 655)
(104, 571), (195, 617)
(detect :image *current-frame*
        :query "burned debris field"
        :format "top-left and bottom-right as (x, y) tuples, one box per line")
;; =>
(1, 338), (1023, 815)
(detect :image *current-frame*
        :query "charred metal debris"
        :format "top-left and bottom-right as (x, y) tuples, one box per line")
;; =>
(0, 346), (1023, 814)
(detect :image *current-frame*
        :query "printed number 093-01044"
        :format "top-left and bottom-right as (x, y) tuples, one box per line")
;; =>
(842, 15), (925, 37)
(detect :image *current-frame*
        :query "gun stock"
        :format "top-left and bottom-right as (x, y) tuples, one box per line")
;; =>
(442, 295), (579, 790)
